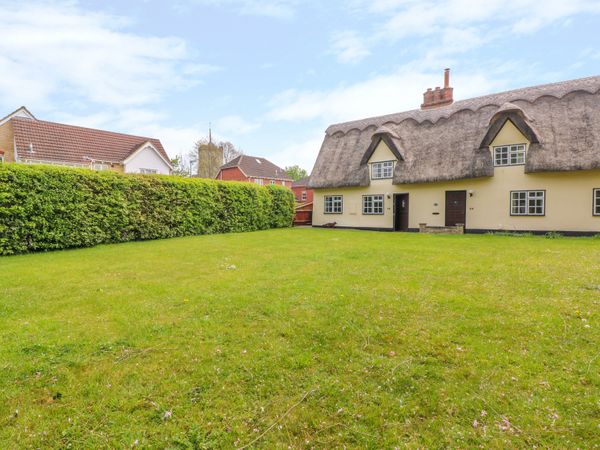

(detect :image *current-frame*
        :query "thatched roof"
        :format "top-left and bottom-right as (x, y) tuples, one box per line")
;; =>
(309, 75), (600, 188)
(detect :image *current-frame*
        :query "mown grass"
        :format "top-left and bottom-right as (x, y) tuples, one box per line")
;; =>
(0, 228), (598, 448)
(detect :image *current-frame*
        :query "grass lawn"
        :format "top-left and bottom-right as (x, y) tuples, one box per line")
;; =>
(0, 229), (599, 448)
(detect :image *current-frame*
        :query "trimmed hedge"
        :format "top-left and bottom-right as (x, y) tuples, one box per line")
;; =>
(0, 164), (295, 255)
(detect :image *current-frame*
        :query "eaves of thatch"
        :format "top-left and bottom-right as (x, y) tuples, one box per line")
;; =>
(308, 75), (600, 189)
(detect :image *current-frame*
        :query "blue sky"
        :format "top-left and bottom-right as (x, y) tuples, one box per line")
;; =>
(1, 0), (599, 171)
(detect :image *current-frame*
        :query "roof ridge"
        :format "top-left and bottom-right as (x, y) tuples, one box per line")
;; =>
(12, 116), (160, 142)
(326, 74), (600, 134)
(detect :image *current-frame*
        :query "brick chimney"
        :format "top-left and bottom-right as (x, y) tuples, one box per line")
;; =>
(421, 68), (454, 110)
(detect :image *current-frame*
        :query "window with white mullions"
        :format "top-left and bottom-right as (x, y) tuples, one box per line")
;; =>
(371, 161), (394, 179)
(362, 195), (384, 215)
(494, 144), (526, 166)
(594, 189), (600, 216)
(511, 190), (545, 216)
(324, 195), (343, 214)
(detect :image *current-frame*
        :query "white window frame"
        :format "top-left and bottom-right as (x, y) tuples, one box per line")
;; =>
(254, 178), (264, 185)
(511, 190), (545, 216)
(93, 163), (110, 171)
(139, 168), (158, 174)
(363, 194), (384, 215)
(324, 195), (343, 214)
(494, 144), (526, 166)
(594, 188), (600, 216)
(0, 154), (4, 164)
(371, 161), (394, 179)
(301, 191), (307, 201)
(270, 180), (276, 185)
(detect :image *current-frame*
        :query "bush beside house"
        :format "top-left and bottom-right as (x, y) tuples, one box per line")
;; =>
(0, 164), (295, 255)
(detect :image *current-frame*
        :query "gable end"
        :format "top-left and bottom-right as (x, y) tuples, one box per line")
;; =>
(479, 112), (539, 150)
(361, 134), (403, 165)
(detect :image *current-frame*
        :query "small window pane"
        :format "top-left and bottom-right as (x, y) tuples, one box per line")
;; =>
(325, 195), (343, 214)
(594, 189), (600, 216)
(371, 161), (394, 179)
(363, 195), (384, 214)
(495, 144), (526, 166)
(511, 191), (544, 216)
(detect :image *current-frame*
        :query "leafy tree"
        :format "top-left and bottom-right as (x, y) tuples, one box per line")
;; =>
(284, 165), (308, 181)
(171, 151), (198, 177)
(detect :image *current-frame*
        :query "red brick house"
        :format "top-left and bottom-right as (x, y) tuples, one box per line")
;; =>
(291, 176), (313, 203)
(292, 176), (313, 225)
(216, 155), (292, 187)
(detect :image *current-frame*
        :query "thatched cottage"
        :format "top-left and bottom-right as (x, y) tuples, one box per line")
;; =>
(309, 71), (600, 234)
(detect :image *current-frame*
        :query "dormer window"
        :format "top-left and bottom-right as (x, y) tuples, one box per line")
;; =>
(494, 144), (525, 166)
(371, 161), (394, 179)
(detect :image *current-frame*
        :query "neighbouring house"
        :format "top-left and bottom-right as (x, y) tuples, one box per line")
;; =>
(0, 106), (172, 174)
(291, 176), (313, 203)
(292, 177), (313, 225)
(309, 70), (600, 235)
(216, 155), (293, 187)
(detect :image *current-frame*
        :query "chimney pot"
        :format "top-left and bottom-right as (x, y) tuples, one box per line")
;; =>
(421, 68), (454, 110)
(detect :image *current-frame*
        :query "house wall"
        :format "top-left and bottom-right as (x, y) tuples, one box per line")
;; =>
(0, 121), (15, 162)
(292, 186), (314, 203)
(312, 122), (600, 233)
(124, 146), (171, 175)
(218, 167), (248, 181)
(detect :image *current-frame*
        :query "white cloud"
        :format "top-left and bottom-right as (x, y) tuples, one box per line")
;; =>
(330, 31), (371, 64)
(214, 115), (261, 135)
(0, 1), (215, 111)
(269, 133), (325, 171)
(343, 0), (600, 61)
(267, 68), (506, 124)
(174, 0), (299, 18)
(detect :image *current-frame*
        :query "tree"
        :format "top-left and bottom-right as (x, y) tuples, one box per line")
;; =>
(284, 165), (308, 181)
(171, 151), (198, 177)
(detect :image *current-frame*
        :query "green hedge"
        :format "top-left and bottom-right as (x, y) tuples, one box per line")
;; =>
(0, 164), (295, 255)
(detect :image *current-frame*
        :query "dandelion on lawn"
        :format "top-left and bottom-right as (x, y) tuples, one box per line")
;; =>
(163, 410), (172, 420)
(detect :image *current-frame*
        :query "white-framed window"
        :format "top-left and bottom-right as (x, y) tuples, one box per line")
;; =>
(254, 178), (264, 185)
(139, 168), (158, 174)
(270, 180), (276, 185)
(594, 189), (600, 216)
(324, 195), (343, 214)
(0, 154), (4, 164)
(301, 191), (307, 201)
(371, 161), (394, 179)
(363, 194), (384, 215)
(494, 144), (526, 166)
(511, 190), (545, 216)
(93, 163), (110, 171)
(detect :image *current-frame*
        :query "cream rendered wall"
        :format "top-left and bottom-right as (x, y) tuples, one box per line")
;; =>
(313, 122), (600, 232)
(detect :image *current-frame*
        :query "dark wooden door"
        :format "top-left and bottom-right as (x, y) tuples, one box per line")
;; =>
(445, 191), (466, 227)
(394, 194), (409, 231)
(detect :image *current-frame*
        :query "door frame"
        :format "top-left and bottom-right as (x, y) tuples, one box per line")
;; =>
(393, 193), (410, 231)
(445, 190), (467, 228)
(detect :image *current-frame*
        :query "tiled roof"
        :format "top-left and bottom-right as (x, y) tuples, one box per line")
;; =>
(12, 117), (169, 165)
(220, 155), (292, 180)
(292, 176), (310, 187)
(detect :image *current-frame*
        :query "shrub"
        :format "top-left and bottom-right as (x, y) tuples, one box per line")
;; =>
(0, 164), (295, 255)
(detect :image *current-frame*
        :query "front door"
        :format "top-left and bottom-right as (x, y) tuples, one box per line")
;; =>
(445, 191), (466, 227)
(394, 194), (409, 231)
